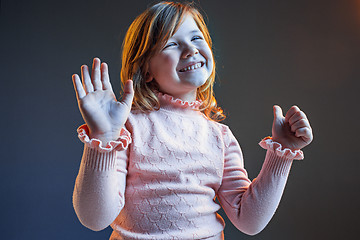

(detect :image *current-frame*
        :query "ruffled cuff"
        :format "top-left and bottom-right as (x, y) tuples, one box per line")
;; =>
(259, 137), (304, 160)
(77, 124), (131, 152)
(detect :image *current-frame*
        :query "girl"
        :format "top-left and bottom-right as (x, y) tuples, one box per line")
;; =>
(72, 1), (313, 239)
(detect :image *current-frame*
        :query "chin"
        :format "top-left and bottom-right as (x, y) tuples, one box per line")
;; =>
(183, 75), (209, 86)
(185, 79), (207, 89)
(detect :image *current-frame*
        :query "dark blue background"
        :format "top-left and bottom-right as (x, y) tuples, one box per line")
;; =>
(1, 0), (359, 239)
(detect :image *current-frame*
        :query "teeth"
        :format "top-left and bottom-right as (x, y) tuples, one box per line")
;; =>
(180, 63), (202, 72)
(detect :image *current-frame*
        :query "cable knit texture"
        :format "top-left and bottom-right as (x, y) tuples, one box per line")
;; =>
(72, 94), (302, 239)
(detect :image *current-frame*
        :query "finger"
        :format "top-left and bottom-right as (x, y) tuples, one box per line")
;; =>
(72, 74), (86, 99)
(121, 79), (134, 108)
(288, 111), (308, 125)
(81, 65), (94, 93)
(285, 105), (301, 123)
(295, 127), (313, 142)
(100, 62), (113, 91)
(91, 58), (102, 91)
(273, 105), (284, 120)
(290, 119), (310, 132)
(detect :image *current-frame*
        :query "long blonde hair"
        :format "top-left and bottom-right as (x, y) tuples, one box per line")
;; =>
(121, 1), (225, 121)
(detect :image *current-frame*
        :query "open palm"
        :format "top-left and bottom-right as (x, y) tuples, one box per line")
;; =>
(72, 58), (134, 144)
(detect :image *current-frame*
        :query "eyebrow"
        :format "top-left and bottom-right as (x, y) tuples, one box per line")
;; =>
(168, 29), (203, 41)
(188, 30), (202, 34)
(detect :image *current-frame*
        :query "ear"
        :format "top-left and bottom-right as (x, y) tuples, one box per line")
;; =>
(145, 72), (153, 82)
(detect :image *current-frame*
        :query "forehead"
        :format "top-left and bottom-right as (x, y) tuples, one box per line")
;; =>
(171, 14), (201, 37)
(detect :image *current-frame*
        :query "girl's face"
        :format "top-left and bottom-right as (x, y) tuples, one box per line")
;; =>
(148, 14), (213, 101)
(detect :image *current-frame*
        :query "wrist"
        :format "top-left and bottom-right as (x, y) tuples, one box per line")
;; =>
(89, 130), (121, 145)
(271, 137), (301, 151)
(77, 124), (132, 152)
(270, 137), (285, 149)
(259, 137), (304, 160)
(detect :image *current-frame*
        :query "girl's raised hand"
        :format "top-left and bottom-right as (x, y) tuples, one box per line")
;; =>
(72, 58), (134, 144)
(271, 105), (313, 150)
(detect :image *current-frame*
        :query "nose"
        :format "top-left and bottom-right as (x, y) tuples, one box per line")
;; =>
(182, 44), (199, 58)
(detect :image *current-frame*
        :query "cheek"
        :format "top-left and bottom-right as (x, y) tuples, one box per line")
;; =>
(154, 56), (178, 74)
(205, 51), (214, 70)
(200, 45), (213, 66)
(162, 55), (178, 67)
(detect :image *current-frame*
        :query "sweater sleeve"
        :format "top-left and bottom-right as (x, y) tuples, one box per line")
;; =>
(217, 126), (303, 236)
(72, 125), (131, 231)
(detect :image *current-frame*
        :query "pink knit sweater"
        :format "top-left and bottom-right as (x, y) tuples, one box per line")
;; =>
(72, 93), (304, 240)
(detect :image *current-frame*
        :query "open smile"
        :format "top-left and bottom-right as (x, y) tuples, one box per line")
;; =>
(179, 62), (204, 72)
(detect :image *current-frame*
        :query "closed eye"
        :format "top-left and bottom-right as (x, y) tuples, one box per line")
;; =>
(191, 35), (203, 41)
(163, 42), (177, 50)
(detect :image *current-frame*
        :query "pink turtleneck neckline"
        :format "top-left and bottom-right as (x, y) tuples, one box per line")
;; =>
(156, 92), (203, 115)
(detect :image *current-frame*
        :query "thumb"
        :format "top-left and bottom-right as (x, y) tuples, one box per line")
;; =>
(273, 105), (284, 121)
(122, 79), (134, 108)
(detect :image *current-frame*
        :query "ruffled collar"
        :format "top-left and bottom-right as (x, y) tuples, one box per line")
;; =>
(156, 92), (202, 111)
